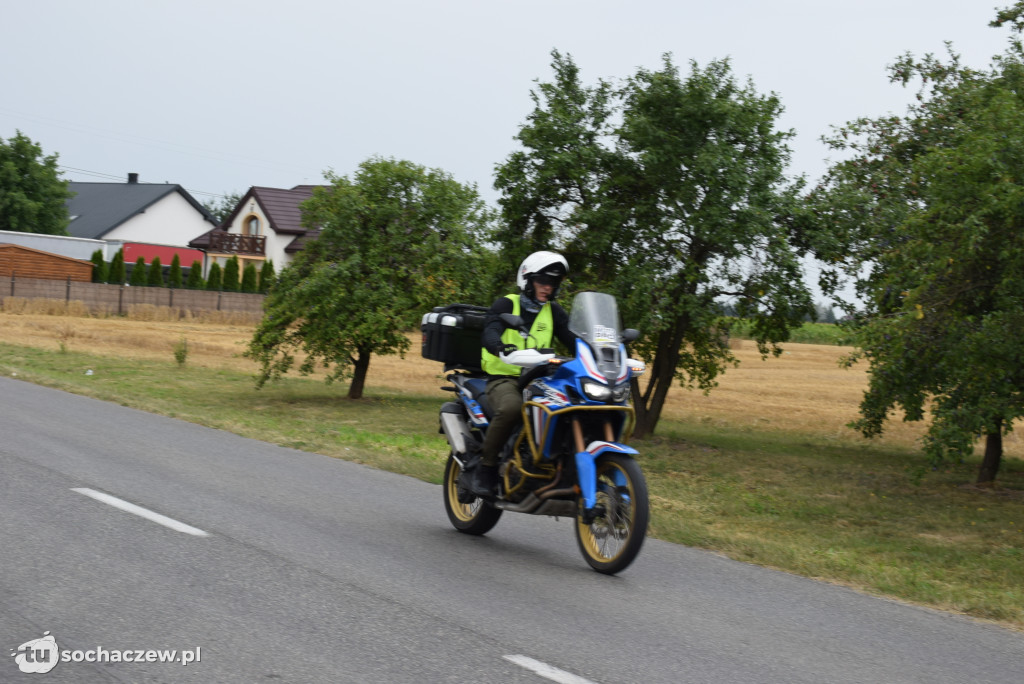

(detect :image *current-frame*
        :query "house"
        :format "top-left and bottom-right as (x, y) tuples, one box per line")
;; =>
(66, 173), (216, 268)
(188, 185), (324, 275)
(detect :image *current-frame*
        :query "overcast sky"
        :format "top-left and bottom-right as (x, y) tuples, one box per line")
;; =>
(0, 1), (1009, 208)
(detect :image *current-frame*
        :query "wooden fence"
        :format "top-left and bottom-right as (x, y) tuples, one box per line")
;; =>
(1, 274), (266, 317)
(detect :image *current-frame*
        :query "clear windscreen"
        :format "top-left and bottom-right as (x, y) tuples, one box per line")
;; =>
(568, 292), (625, 382)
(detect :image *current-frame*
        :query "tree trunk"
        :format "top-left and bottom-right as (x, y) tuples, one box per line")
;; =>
(629, 376), (648, 436)
(977, 427), (1002, 485)
(347, 348), (372, 399)
(635, 366), (675, 439)
(633, 324), (684, 438)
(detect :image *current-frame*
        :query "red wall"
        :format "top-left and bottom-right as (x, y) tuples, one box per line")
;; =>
(123, 243), (205, 266)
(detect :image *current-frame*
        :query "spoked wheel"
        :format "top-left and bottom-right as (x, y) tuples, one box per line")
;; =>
(575, 453), (649, 574)
(443, 453), (502, 535)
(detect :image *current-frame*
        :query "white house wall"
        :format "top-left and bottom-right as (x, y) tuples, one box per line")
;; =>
(225, 203), (293, 270)
(103, 192), (212, 246)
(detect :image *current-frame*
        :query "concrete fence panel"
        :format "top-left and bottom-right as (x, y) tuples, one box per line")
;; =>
(3, 275), (266, 318)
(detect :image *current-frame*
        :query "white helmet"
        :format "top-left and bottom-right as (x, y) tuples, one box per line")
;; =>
(517, 250), (569, 297)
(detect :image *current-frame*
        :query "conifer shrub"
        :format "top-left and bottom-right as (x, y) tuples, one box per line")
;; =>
(147, 256), (164, 287)
(130, 257), (148, 286)
(90, 249), (108, 283)
(206, 262), (223, 291)
(168, 254), (183, 288)
(222, 255), (240, 292)
(258, 260), (275, 293)
(109, 249), (126, 284)
(186, 260), (204, 289)
(240, 262), (258, 293)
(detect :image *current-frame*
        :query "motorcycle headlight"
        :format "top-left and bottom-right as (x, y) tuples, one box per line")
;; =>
(612, 385), (630, 403)
(581, 381), (612, 401)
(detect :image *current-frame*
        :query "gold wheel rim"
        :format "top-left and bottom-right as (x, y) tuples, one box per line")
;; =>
(448, 462), (482, 522)
(577, 461), (635, 563)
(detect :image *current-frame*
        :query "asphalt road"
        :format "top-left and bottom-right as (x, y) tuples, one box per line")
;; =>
(1, 376), (1021, 683)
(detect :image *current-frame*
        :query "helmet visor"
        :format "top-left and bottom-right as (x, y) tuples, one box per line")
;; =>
(533, 273), (561, 287)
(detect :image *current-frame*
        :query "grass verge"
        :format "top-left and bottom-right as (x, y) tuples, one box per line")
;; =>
(1, 340), (1022, 630)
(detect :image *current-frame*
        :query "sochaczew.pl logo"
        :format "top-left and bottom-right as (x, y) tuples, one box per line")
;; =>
(11, 632), (202, 673)
(11, 632), (60, 674)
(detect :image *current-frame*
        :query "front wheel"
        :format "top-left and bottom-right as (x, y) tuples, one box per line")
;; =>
(443, 453), (502, 535)
(575, 453), (649, 574)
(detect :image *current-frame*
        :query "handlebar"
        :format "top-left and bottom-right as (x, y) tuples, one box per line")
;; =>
(498, 348), (555, 367)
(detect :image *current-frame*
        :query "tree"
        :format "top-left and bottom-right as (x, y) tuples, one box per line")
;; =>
(815, 302), (837, 324)
(240, 262), (258, 293)
(495, 52), (813, 437)
(130, 257), (148, 286)
(202, 191), (243, 224)
(809, 8), (1024, 484)
(109, 249), (126, 284)
(147, 256), (163, 287)
(90, 249), (108, 283)
(186, 260), (205, 289)
(247, 157), (493, 399)
(168, 254), (183, 289)
(0, 131), (72, 234)
(258, 260), (275, 293)
(205, 262), (222, 291)
(221, 255), (240, 292)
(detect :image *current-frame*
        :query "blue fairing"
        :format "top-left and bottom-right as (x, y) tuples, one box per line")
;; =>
(575, 441), (638, 509)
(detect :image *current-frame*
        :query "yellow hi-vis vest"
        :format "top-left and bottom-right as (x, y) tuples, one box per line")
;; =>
(481, 294), (554, 376)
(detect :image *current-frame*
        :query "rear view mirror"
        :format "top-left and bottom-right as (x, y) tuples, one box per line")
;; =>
(622, 328), (640, 343)
(500, 313), (527, 332)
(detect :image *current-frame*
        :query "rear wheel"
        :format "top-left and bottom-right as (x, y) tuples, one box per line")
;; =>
(575, 453), (649, 574)
(443, 453), (502, 535)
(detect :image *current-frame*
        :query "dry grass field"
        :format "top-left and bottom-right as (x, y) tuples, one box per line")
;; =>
(6, 301), (1018, 457)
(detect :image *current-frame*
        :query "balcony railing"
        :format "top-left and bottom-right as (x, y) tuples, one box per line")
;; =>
(209, 232), (266, 256)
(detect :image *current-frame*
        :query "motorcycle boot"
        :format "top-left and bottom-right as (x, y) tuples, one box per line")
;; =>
(464, 463), (500, 500)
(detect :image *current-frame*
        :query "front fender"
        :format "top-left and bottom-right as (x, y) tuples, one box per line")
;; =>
(575, 441), (639, 510)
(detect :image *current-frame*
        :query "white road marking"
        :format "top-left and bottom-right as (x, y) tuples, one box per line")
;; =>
(503, 655), (598, 684)
(72, 488), (210, 537)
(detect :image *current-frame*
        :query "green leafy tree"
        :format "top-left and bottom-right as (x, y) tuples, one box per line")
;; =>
(202, 191), (243, 224)
(147, 256), (163, 287)
(495, 52), (812, 437)
(258, 260), (275, 293)
(493, 52), (618, 274)
(168, 254), (183, 288)
(809, 8), (1024, 484)
(815, 303), (837, 324)
(130, 257), (148, 286)
(186, 260), (204, 289)
(247, 157), (493, 399)
(90, 249), (108, 283)
(240, 262), (258, 293)
(108, 249), (126, 284)
(0, 130), (72, 234)
(221, 255), (240, 292)
(205, 262), (222, 291)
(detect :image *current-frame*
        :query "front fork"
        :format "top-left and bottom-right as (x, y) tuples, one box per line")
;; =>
(571, 418), (636, 521)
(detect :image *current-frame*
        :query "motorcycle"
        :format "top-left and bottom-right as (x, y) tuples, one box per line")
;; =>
(431, 291), (650, 574)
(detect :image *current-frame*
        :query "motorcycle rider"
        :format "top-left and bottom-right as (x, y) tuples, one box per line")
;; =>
(464, 251), (577, 498)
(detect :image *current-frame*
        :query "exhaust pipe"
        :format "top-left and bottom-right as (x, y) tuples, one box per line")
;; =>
(495, 490), (578, 517)
(495, 493), (541, 513)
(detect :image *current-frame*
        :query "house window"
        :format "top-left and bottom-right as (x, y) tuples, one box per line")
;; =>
(244, 216), (260, 236)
